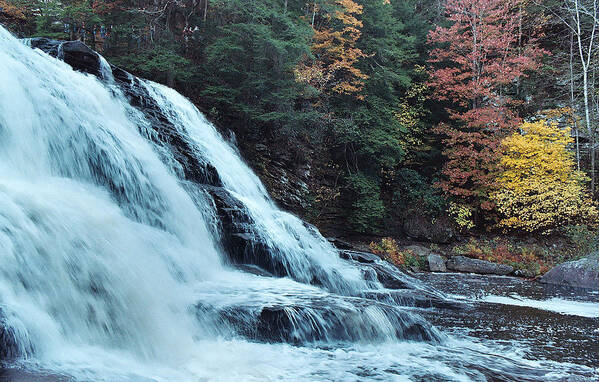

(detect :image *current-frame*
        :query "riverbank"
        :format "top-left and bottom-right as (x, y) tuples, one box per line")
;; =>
(328, 231), (599, 280)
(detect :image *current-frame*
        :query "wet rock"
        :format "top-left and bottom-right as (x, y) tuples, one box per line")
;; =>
(512, 269), (536, 278)
(446, 256), (514, 275)
(234, 264), (275, 277)
(196, 296), (441, 344)
(402, 212), (456, 244)
(540, 255), (599, 290)
(201, 186), (289, 277)
(326, 237), (353, 250)
(29, 38), (101, 76)
(0, 309), (28, 361)
(339, 250), (411, 289)
(339, 250), (379, 264)
(427, 254), (447, 272)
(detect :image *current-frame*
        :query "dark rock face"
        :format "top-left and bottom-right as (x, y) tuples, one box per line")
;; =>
(540, 255), (599, 290)
(249, 143), (311, 216)
(339, 250), (414, 289)
(29, 38), (101, 77)
(200, 185), (291, 277)
(0, 310), (30, 361)
(427, 254), (447, 272)
(446, 256), (514, 275)
(402, 212), (456, 244)
(196, 297), (442, 345)
(326, 237), (353, 250)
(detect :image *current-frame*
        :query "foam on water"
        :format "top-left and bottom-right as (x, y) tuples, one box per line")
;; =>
(482, 294), (599, 318)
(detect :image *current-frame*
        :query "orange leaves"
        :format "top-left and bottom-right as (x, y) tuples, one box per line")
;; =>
(296, 0), (368, 99)
(0, 0), (27, 21)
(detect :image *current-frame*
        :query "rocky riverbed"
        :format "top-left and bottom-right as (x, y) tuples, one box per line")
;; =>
(416, 272), (599, 371)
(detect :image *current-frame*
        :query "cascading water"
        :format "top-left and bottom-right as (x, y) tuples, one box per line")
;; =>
(0, 25), (597, 381)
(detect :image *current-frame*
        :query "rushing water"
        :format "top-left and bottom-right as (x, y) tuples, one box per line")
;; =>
(0, 25), (597, 381)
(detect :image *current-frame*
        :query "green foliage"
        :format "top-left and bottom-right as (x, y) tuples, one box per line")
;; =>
(346, 172), (385, 234)
(562, 225), (599, 255)
(110, 42), (191, 85)
(392, 169), (445, 216)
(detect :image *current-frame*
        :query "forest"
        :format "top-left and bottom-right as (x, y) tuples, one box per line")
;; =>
(3, 0), (599, 274)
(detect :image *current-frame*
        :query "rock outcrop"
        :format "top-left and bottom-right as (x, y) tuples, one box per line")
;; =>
(0, 309), (30, 361)
(540, 255), (599, 290)
(446, 256), (514, 275)
(427, 254), (447, 272)
(402, 212), (456, 244)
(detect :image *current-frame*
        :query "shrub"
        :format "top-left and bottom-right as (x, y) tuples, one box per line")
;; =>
(369, 237), (426, 269)
(491, 119), (597, 234)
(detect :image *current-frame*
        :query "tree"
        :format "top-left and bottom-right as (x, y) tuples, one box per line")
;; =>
(491, 118), (597, 233)
(428, 0), (546, 219)
(295, 0), (368, 100)
(560, 0), (599, 194)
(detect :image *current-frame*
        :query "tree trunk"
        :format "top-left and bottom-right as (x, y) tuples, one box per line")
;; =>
(574, 0), (596, 194)
(582, 69), (595, 193)
(570, 31), (581, 170)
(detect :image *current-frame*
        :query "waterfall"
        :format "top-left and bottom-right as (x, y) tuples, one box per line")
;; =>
(0, 25), (593, 381)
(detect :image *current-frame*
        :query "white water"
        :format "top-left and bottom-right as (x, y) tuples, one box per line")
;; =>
(141, 81), (365, 293)
(0, 25), (404, 380)
(1, 26), (597, 381)
(482, 295), (599, 318)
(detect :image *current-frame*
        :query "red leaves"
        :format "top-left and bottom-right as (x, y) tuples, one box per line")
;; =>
(427, 0), (546, 213)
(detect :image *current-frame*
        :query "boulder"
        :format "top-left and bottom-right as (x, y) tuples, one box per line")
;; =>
(446, 256), (514, 275)
(29, 38), (101, 77)
(402, 212), (456, 244)
(0, 309), (30, 361)
(404, 244), (431, 258)
(326, 237), (353, 250)
(339, 250), (411, 289)
(427, 254), (447, 272)
(540, 255), (599, 290)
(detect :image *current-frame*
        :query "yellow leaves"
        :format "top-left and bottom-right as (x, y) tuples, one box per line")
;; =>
(296, 0), (368, 99)
(491, 118), (597, 233)
(448, 202), (475, 230)
(395, 72), (429, 152)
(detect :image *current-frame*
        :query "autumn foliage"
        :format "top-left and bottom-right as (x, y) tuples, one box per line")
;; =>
(295, 0), (368, 99)
(428, 0), (546, 215)
(0, 0), (26, 22)
(492, 118), (597, 233)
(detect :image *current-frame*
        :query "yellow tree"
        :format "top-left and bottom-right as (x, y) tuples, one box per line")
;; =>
(295, 0), (368, 99)
(491, 117), (597, 233)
